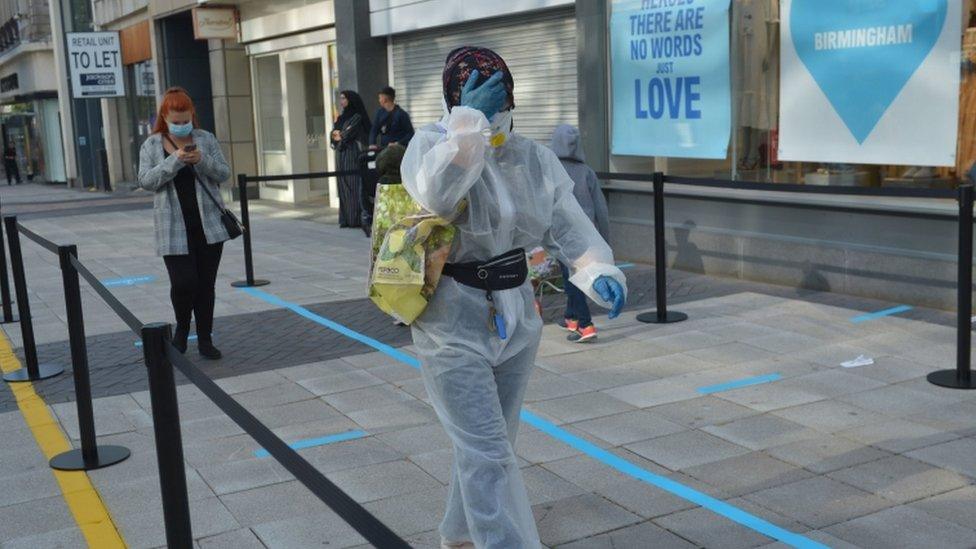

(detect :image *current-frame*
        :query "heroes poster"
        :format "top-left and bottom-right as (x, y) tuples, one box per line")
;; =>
(610, 0), (732, 159)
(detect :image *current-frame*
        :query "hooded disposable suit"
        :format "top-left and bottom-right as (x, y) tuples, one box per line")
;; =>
(549, 124), (611, 241)
(401, 106), (627, 548)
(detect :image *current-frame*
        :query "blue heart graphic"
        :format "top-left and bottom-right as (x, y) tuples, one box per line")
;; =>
(791, 0), (947, 143)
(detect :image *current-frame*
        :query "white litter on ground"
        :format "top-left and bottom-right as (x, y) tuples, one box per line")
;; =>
(841, 355), (875, 368)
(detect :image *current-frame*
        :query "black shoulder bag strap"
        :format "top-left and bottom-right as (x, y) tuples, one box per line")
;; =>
(164, 134), (243, 239)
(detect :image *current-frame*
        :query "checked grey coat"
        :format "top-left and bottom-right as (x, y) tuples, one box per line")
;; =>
(138, 129), (232, 256)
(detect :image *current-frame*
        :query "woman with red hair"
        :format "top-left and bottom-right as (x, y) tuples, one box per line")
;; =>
(138, 87), (231, 359)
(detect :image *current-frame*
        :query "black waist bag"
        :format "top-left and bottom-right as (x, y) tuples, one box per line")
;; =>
(442, 248), (528, 292)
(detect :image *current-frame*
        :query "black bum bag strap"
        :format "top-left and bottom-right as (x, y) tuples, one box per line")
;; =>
(443, 248), (528, 292)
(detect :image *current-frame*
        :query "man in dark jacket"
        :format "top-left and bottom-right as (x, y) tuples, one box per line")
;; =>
(369, 86), (414, 150)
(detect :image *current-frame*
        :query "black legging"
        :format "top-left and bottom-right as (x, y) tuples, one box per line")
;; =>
(4, 160), (20, 185)
(163, 231), (223, 341)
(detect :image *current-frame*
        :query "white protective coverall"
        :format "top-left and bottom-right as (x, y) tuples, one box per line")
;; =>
(401, 106), (627, 548)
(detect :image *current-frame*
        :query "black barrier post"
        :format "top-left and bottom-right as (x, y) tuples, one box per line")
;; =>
(636, 172), (688, 325)
(360, 152), (376, 235)
(0, 210), (16, 324)
(929, 184), (976, 389)
(142, 322), (193, 547)
(49, 245), (130, 470)
(231, 174), (270, 288)
(2, 216), (62, 382)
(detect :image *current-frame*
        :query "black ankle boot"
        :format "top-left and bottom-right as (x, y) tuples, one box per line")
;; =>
(172, 327), (189, 353)
(198, 339), (222, 360)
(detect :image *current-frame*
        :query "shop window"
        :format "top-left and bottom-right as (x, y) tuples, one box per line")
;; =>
(255, 55), (285, 152)
(116, 61), (158, 181)
(656, 0), (974, 189)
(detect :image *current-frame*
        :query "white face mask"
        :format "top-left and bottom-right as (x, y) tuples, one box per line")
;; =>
(488, 109), (514, 148)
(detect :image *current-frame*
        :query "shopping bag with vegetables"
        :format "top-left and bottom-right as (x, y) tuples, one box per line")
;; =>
(368, 145), (460, 324)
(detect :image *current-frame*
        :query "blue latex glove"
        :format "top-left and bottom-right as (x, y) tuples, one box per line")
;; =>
(460, 71), (507, 121)
(593, 276), (625, 319)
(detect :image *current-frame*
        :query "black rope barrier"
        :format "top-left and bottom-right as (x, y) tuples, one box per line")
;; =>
(16, 224), (60, 255)
(70, 255), (144, 335)
(61, 252), (410, 545)
(241, 169), (360, 184)
(231, 168), (364, 288)
(596, 171), (958, 199)
(161, 340), (410, 548)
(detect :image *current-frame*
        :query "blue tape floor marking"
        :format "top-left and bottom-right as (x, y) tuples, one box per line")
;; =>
(850, 305), (913, 324)
(102, 275), (157, 287)
(697, 373), (783, 395)
(239, 287), (828, 549)
(254, 430), (368, 458)
(135, 334), (198, 348)
(240, 288), (419, 366)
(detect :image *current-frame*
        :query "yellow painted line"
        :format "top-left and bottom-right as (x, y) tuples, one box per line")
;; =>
(0, 333), (126, 548)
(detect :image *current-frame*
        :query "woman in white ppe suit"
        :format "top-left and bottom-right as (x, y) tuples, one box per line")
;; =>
(402, 46), (627, 549)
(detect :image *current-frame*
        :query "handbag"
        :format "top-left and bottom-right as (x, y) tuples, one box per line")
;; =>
(194, 168), (243, 239)
(165, 135), (243, 240)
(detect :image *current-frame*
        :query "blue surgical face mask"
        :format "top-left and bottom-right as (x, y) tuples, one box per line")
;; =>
(168, 121), (193, 138)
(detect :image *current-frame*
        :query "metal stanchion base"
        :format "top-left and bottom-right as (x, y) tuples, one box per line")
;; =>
(49, 445), (131, 471)
(927, 370), (976, 389)
(3, 363), (64, 382)
(231, 279), (270, 288)
(636, 310), (689, 324)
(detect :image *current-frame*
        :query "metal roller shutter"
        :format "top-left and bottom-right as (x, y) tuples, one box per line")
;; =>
(391, 8), (578, 143)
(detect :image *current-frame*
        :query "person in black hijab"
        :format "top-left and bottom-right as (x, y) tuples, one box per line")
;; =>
(331, 90), (372, 227)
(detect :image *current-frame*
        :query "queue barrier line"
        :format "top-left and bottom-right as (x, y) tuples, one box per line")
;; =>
(230, 167), (367, 289)
(239, 169), (359, 184)
(102, 275), (157, 288)
(597, 171), (957, 199)
(162, 345), (409, 548)
(240, 286), (828, 549)
(254, 429), (369, 458)
(71, 255), (144, 335)
(697, 373), (784, 395)
(850, 305), (914, 324)
(17, 224), (60, 254)
(595, 172), (976, 389)
(0, 330), (126, 548)
(7, 219), (408, 548)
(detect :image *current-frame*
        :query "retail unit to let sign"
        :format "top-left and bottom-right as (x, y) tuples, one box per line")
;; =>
(610, 0), (732, 158)
(193, 7), (238, 40)
(779, 0), (961, 166)
(66, 32), (124, 98)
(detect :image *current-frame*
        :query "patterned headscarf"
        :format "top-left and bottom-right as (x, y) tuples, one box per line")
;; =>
(442, 46), (515, 110)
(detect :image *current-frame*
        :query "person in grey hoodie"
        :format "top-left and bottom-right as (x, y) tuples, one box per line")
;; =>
(549, 124), (611, 342)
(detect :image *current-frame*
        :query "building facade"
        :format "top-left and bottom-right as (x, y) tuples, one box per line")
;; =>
(47, 0), (975, 307)
(0, 0), (65, 184)
(92, 0), (341, 205)
(91, 0), (257, 197)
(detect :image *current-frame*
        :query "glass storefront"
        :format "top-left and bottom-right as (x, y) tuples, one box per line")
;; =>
(254, 54), (287, 185)
(303, 60), (329, 193)
(659, 1), (973, 189)
(251, 43), (337, 202)
(114, 60), (157, 182)
(1, 103), (41, 181)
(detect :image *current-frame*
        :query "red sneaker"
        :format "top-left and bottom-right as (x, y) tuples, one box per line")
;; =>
(569, 324), (598, 343)
(558, 318), (579, 332)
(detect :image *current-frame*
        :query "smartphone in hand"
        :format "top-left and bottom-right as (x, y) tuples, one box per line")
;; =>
(182, 144), (197, 152)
